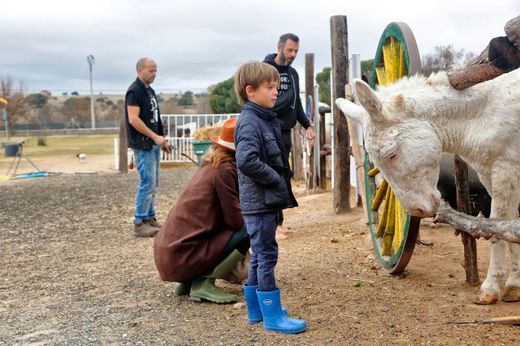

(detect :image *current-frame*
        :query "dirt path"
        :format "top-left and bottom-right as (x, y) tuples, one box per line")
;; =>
(1, 162), (519, 345)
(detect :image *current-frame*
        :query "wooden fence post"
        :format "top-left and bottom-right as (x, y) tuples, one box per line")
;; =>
(304, 53), (314, 187)
(330, 15), (350, 213)
(319, 106), (327, 190)
(454, 155), (479, 286)
(119, 118), (128, 174)
(291, 127), (303, 180)
(345, 84), (367, 215)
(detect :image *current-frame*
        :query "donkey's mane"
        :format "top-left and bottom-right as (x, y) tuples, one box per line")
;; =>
(375, 71), (450, 97)
(372, 71), (490, 120)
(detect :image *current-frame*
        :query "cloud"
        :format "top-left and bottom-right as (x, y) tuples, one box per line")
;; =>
(1, 0), (518, 94)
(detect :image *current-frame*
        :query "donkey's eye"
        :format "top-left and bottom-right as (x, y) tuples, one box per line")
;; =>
(388, 152), (397, 160)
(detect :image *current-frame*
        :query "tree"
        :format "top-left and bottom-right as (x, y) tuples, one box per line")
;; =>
(195, 93), (212, 113)
(178, 91), (194, 106)
(361, 59), (374, 81)
(104, 99), (125, 121)
(27, 93), (47, 109)
(316, 67), (331, 105)
(71, 91), (79, 96)
(62, 97), (91, 124)
(1, 76), (30, 135)
(209, 77), (240, 113)
(421, 45), (476, 76)
(315, 60), (372, 105)
(26, 93), (51, 129)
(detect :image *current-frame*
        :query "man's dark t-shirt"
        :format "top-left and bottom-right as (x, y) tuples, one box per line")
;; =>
(124, 78), (164, 150)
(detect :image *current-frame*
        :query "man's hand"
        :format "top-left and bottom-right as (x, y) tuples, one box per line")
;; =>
(154, 135), (172, 154)
(306, 126), (315, 147)
(162, 141), (172, 154)
(153, 134), (166, 146)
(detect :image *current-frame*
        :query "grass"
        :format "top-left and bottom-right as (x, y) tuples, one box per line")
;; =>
(0, 134), (116, 161)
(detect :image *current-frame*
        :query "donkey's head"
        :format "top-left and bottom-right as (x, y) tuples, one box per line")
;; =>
(336, 79), (442, 217)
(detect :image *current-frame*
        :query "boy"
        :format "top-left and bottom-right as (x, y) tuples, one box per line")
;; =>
(234, 61), (307, 334)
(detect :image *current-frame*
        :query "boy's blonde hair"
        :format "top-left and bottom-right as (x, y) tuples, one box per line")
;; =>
(234, 61), (280, 105)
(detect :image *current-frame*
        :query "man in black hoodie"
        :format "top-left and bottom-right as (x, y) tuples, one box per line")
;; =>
(264, 33), (315, 235)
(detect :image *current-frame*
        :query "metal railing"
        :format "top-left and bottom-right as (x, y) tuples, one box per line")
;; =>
(161, 113), (239, 162)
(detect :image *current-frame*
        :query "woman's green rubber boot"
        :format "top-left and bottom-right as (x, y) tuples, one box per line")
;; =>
(189, 250), (244, 304)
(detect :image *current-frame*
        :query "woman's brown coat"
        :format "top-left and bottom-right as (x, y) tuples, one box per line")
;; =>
(154, 160), (243, 282)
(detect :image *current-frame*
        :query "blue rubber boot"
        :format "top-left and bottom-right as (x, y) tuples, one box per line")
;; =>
(256, 289), (307, 334)
(243, 285), (263, 324)
(244, 285), (288, 324)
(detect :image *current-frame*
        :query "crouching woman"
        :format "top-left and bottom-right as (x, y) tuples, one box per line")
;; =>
(153, 118), (249, 303)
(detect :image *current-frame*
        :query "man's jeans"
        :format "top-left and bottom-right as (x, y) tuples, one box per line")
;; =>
(244, 212), (278, 291)
(133, 145), (160, 225)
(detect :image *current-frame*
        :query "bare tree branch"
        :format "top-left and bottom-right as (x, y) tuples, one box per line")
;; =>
(448, 15), (520, 90)
(434, 202), (520, 243)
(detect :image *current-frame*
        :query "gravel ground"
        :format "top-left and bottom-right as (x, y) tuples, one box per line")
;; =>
(1, 169), (520, 345)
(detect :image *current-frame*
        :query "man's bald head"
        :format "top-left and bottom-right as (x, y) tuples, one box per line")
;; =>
(136, 58), (157, 86)
(136, 57), (154, 71)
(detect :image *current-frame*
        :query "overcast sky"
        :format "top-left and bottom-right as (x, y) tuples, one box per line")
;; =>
(1, 0), (518, 95)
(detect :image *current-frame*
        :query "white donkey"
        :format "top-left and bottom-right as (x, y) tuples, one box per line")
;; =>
(336, 69), (520, 304)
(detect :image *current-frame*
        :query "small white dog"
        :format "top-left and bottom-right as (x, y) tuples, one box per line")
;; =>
(76, 153), (87, 162)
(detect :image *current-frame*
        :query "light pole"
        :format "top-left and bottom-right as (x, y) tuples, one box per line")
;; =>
(87, 54), (96, 129)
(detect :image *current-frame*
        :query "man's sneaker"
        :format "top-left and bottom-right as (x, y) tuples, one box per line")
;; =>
(145, 217), (162, 229)
(133, 222), (159, 237)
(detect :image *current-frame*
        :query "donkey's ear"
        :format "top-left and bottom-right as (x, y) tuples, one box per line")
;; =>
(354, 79), (385, 122)
(335, 98), (368, 124)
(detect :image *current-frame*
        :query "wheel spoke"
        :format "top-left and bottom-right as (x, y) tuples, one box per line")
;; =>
(376, 185), (392, 238)
(382, 191), (396, 256)
(371, 179), (388, 211)
(375, 66), (387, 86)
(382, 37), (401, 84)
(393, 196), (404, 254)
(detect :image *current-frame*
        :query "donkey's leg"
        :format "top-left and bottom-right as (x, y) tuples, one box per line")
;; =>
(503, 243), (520, 302)
(502, 192), (520, 302)
(476, 169), (514, 305)
(478, 167), (520, 304)
(477, 238), (506, 304)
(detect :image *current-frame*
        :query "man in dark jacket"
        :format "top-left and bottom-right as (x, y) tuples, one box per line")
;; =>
(125, 57), (171, 237)
(264, 33), (315, 234)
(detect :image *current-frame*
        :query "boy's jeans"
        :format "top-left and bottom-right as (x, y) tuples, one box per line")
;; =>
(244, 212), (278, 291)
(133, 145), (160, 225)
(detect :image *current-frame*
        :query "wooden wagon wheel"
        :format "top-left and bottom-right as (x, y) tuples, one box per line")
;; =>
(364, 22), (422, 273)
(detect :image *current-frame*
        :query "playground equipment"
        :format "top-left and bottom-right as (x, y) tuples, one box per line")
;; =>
(5, 141), (41, 177)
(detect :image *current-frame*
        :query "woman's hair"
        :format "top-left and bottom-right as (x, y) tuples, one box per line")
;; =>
(202, 146), (235, 168)
(234, 61), (280, 105)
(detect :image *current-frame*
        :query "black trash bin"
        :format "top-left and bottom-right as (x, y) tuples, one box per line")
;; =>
(4, 143), (20, 157)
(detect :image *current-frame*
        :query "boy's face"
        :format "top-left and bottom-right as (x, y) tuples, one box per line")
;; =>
(247, 80), (278, 108)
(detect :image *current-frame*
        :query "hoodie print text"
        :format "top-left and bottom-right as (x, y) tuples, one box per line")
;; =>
(279, 73), (291, 95)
